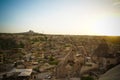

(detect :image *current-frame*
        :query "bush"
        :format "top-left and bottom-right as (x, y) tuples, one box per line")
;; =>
(19, 42), (24, 48)
(34, 66), (40, 72)
(81, 76), (94, 80)
(49, 61), (59, 65)
(49, 56), (54, 61)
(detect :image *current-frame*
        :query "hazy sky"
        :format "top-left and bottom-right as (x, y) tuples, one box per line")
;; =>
(0, 0), (120, 35)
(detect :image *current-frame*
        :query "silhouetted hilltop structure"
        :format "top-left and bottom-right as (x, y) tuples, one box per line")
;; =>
(26, 30), (34, 34)
(16, 30), (43, 35)
(23, 30), (36, 35)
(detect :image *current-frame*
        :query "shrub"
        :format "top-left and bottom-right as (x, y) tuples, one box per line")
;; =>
(49, 61), (59, 65)
(81, 76), (94, 80)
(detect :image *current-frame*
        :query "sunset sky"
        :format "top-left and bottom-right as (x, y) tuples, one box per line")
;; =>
(0, 0), (120, 35)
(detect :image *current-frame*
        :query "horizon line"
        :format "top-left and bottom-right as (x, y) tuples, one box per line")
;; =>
(0, 30), (120, 36)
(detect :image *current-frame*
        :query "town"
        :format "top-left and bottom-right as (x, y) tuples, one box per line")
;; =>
(0, 30), (120, 80)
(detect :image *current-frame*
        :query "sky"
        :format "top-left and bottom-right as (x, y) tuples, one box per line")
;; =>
(0, 0), (120, 35)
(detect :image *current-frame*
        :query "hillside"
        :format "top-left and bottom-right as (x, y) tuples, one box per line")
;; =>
(0, 32), (120, 80)
(99, 64), (120, 80)
(0, 32), (120, 63)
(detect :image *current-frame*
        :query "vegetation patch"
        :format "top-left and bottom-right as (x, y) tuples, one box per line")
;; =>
(81, 76), (94, 80)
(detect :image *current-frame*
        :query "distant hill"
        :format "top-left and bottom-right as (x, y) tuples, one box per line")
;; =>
(24, 30), (35, 34)
(15, 30), (43, 35)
